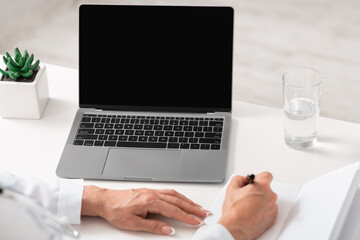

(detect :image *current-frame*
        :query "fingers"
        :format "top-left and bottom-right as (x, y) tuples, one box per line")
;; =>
(131, 217), (176, 235)
(256, 171), (273, 184)
(156, 189), (202, 207)
(157, 193), (208, 218)
(228, 175), (247, 189)
(147, 198), (204, 226)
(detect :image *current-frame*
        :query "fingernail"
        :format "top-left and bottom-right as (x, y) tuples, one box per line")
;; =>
(162, 226), (176, 235)
(205, 210), (213, 216)
(195, 220), (206, 227)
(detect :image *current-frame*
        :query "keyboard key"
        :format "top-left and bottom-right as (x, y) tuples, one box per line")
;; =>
(180, 143), (190, 149)
(149, 136), (158, 142)
(184, 126), (192, 131)
(109, 135), (118, 141)
(139, 136), (148, 142)
(169, 120), (179, 125)
(74, 140), (84, 145)
(189, 121), (198, 126)
(167, 143), (180, 149)
(205, 133), (222, 138)
(211, 144), (221, 150)
(135, 130), (144, 136)
(105, 130), (115, 135)
(140, 119), (149, 124)
(104, 141), (117, 147)
(199, 138), (221, 144)
(203, 127), (212, 132)
(124, 124), (133, 129)
(98, 135), (108, 140)
(134, 124), (143, 129)
(179, 137), (188, 143)
(95, 123), (104, 128)
(91, 117), (101, 123)
(119, 136), (128, 141)
(164, 126), (172, 130)
(189, 138), (198, 143)
(199, 121), (208, 126)
(117, 142), (166, 148)
(105, 124), (114, 129)
(94, 141), (104, 146)
(114, 124), (124, 129)
(76, 134), (98, 140)
(78, 128), (95, 134)
(153, 125), (163, 130)
(125, 130), (135, 135)
(101, 118), (111, 123)
(80, 123), (94, 128)
(195, 132), (204, 138)
(193, 126), (203, 131)
(111, 118), (120, 123)
(169, 137), (178, 142)
(155, 131), (164, 136)
(159, 137), (168, 142)
(185, 132), (194, 137)
(95, 129), (105, 134)
(145, 131), (154, 136)
(213, 127), (223, 132)
(144, 125), (153, 130)
(129, 136), (138, 141)
(190, 144), (200, 149)
(209, 121), (223, 127)
(82, 117), (91, 122)
(115, 130), (124, 135)
(130, 119), (140, 124)
(200, 144), (210, 149)
(84, 140), (94, 146)
(175, 131), (184, 137)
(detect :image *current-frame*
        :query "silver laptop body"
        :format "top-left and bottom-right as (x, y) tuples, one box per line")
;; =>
(56, 5), (234, 183)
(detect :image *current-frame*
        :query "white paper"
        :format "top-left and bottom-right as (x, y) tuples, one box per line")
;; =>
(194, 174), (300, 240)
(338, 184), (360, 239)
(278, 162), (360, 240)
(195, 162), (360, 240)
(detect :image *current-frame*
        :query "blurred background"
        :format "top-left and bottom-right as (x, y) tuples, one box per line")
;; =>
(1, 0), (359, 123)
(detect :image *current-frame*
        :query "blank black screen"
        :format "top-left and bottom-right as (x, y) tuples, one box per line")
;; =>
(79, 5), (233, 112)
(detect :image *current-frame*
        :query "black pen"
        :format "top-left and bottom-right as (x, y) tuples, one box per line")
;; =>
(245, 174), (255, 185)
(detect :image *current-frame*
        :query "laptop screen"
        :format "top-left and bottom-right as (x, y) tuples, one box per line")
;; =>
(79, 5), (233, 113)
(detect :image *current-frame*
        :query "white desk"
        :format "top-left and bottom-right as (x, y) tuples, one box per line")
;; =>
(1, 63), (360, 239)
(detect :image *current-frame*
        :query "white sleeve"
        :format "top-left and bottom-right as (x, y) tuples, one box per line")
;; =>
(0, 171), (84, 224)
(192, 224), (234, 240)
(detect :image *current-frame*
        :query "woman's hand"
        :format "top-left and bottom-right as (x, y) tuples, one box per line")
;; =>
(218, 172), (278, 240)
(81, 186), (209, 235)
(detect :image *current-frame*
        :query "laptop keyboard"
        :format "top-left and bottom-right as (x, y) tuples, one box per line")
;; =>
(73, 114), (224, 150)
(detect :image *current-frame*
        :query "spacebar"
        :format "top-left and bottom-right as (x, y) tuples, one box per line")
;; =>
(116, 141), (167, 148)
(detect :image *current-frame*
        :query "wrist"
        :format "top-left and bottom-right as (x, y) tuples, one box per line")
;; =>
(81, 185), (107, 217)
(219, 214), (249, 240)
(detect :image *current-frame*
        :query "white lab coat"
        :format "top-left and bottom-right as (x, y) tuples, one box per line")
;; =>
(0, 171), (233, 240)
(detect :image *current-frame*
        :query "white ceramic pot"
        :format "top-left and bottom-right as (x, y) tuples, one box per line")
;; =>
(0, 64), (49, 119)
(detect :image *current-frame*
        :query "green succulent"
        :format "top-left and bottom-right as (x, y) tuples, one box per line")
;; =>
(0, 48), (40, 80)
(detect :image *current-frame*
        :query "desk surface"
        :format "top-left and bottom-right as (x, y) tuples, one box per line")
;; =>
(1, 63), (360, 239)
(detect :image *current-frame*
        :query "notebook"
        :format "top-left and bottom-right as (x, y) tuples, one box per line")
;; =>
(194, 161), (360, 239)
(56, 5), (234, 182)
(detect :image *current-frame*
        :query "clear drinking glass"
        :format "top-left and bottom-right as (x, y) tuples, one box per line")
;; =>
(283, 67), (323, 150)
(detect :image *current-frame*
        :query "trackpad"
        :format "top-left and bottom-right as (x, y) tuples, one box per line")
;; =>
(102, 148), (181, 180)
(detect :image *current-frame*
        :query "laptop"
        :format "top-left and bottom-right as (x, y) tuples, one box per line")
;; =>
(56, 4), (234, 183)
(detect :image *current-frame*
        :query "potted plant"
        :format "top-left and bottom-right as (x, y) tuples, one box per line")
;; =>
(0, 48), (49, 119)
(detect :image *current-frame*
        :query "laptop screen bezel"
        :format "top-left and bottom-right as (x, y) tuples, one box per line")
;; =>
(79, 4), (234, 113)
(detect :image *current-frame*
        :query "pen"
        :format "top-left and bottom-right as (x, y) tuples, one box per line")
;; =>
(245, 174), (255, 185)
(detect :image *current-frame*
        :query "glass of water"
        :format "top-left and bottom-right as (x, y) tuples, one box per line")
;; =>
(283, 67), (323, 149)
